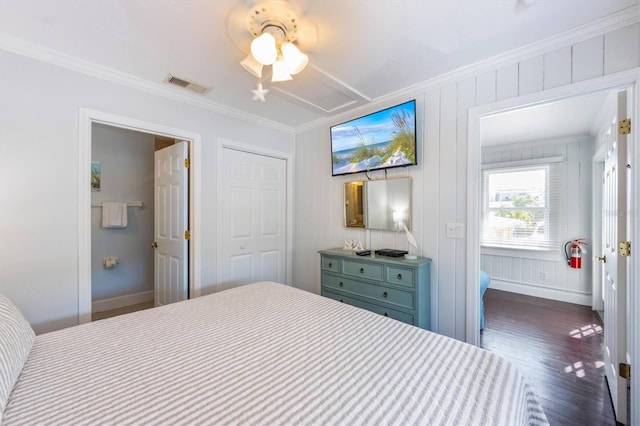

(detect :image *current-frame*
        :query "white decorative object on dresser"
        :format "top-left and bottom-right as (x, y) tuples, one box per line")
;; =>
(319, 248), (431, 330)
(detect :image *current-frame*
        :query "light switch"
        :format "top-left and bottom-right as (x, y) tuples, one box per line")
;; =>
(446, 223), (464, 239)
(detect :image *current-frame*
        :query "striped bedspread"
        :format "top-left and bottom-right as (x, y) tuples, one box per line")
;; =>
(4, 282), (548, 425)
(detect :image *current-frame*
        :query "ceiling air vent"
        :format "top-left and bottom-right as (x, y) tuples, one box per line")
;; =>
(164, 74), (211, 95)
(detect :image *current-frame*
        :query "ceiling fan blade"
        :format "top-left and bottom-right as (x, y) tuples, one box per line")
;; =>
(294, 16), (319, 51)
(226, 3), (254, 53)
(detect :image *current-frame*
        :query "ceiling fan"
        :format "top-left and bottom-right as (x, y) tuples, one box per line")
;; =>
(227, 0), (319, 101)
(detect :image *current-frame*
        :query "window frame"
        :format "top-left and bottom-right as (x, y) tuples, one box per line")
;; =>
(481, 158), (562, 251)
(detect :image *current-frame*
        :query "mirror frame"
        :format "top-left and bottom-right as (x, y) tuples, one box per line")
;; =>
(344, 177), (411, 231)
(344, 181), (366, 228)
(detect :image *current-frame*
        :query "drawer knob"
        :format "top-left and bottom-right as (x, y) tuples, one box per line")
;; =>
(383, 312), (388, 317)
(359, 267), (364, 273)
(397, 273), (403, 280)
(383, 291), (388, 298)
(328, 262), (333, 268)
(340, 299), (344, 303)
(339, 282), (343, 287)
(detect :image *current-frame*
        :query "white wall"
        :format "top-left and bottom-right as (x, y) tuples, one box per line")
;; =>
(480, 136), (594, 305)
(91, 124), (155, 302)
(0, 50), (295, 334)
(294, 22), (640, 340)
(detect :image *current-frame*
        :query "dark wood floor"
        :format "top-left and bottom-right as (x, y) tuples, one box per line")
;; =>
(481, 289), (618, 426)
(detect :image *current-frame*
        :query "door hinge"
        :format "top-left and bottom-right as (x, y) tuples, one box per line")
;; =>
(618, 118), (631, 135)
(184, 230), (191, 240)
(619, 241), (631, 257)
(619, 362), (631, 380)
(184, 158), (190, 168)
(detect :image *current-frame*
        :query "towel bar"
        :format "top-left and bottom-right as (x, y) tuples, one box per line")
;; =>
(91, 201), (143, 208)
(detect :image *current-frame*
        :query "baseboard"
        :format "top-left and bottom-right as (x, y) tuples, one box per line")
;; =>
(489, 279), (592, 306)
(92, 290), (154, 313)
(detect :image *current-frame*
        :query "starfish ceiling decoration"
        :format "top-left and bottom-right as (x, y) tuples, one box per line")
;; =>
(251, 83), (269, 102)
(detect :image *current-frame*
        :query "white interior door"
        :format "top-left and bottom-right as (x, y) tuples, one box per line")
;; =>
(219, 148), (286, 290)
(601, 90), (629, 424)
(154, 141), (188, 306)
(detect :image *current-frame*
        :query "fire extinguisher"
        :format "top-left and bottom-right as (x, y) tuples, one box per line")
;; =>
(564, 238), (588, 269)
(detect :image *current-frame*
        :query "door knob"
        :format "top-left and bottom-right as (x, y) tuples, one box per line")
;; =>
(151, 241), (158, 248)
(597, 255), (606, 263)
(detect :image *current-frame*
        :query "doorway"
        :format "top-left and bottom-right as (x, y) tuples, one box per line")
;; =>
(478, 91), (612, 305)
(90, 124), (157, 319)
(90, 126), (190, 317)
(476, 90), (620, 424)
(467, 76), (637, 424)
(78, 109), (202, 324)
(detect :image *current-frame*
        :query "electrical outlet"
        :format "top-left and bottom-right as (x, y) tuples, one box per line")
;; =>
(540, 271), (547, 280)
(103, 256), (119, 269)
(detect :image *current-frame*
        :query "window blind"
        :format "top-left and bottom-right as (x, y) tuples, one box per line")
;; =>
(481, 159), (563, 251)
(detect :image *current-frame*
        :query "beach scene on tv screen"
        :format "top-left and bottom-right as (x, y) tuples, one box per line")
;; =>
(331, 101), (416, 175)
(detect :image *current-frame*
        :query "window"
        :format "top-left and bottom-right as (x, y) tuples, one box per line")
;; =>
(481, 162), (561, 250)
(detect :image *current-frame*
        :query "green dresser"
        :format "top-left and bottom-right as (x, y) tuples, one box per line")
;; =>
(319, 248), (432, 330)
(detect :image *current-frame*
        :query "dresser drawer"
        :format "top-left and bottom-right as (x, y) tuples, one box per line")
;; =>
(342, 259), (383, 281)
(323, 273), (414, 310)
(386, 266), (415, 288)
(319, 248), (431, 331)
(323, 290), (415, 325)
(321, 256), (340, 272)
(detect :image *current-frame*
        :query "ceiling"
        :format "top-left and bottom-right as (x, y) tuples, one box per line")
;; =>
(0, 0), (636, 129)
(481, 90), (613, 146)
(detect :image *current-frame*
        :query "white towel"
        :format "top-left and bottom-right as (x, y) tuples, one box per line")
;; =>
(101, 202), (128, 228)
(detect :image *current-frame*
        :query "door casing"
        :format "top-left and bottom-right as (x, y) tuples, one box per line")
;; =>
(78, 108), (202, 324)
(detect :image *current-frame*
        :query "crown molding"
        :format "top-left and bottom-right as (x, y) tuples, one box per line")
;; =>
(296, 4), (640, 134)
(0, 35), (295, 135)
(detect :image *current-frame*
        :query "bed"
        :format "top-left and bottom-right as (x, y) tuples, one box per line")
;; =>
(1, 281), (548, 425)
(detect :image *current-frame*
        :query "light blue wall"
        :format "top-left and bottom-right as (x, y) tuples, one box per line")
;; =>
(91, 124), (155, 301)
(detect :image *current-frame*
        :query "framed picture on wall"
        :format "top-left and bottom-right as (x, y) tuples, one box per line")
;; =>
(91, 161), (101, 192)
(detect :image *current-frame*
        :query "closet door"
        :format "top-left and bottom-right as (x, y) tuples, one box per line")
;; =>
(218, 148), (287, 290)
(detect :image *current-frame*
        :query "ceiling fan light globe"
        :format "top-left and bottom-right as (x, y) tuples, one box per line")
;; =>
(271, 58), (293, 82)
(281, 42), (308, 75)
(240, 54), (263, 78)
(251, 33), (278, 65)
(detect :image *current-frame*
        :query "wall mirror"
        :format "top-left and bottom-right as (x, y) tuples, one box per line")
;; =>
(344, 177), (411, 231)
(344, 181), (365, 227)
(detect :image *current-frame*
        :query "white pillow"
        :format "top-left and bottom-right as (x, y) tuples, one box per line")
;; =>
(0, 294), (35, 421)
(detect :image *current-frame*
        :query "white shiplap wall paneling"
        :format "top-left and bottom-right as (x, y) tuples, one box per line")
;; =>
(295, 21), (639, 342)
(424, 89), (441, 331)
(532, 259), (544, 286)
(579, 139), (594, 294)
(543, 46), (572, 90)
(604, 23), (640, 75)
(511, 257), (522, 281)
(572, 36), (605, 83)
(476, 71), (497, 106)
(456, 77), (476, 338)
(521, 258), (533, 283)
(438, 83), (458, 338)
(519, 55), (544, 96)
(496, 63), (519, 100)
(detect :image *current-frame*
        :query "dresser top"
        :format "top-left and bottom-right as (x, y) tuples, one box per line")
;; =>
(319, 248), (432, 266)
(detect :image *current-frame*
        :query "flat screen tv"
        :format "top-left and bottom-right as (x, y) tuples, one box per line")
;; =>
(330, 99), (417, 176)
